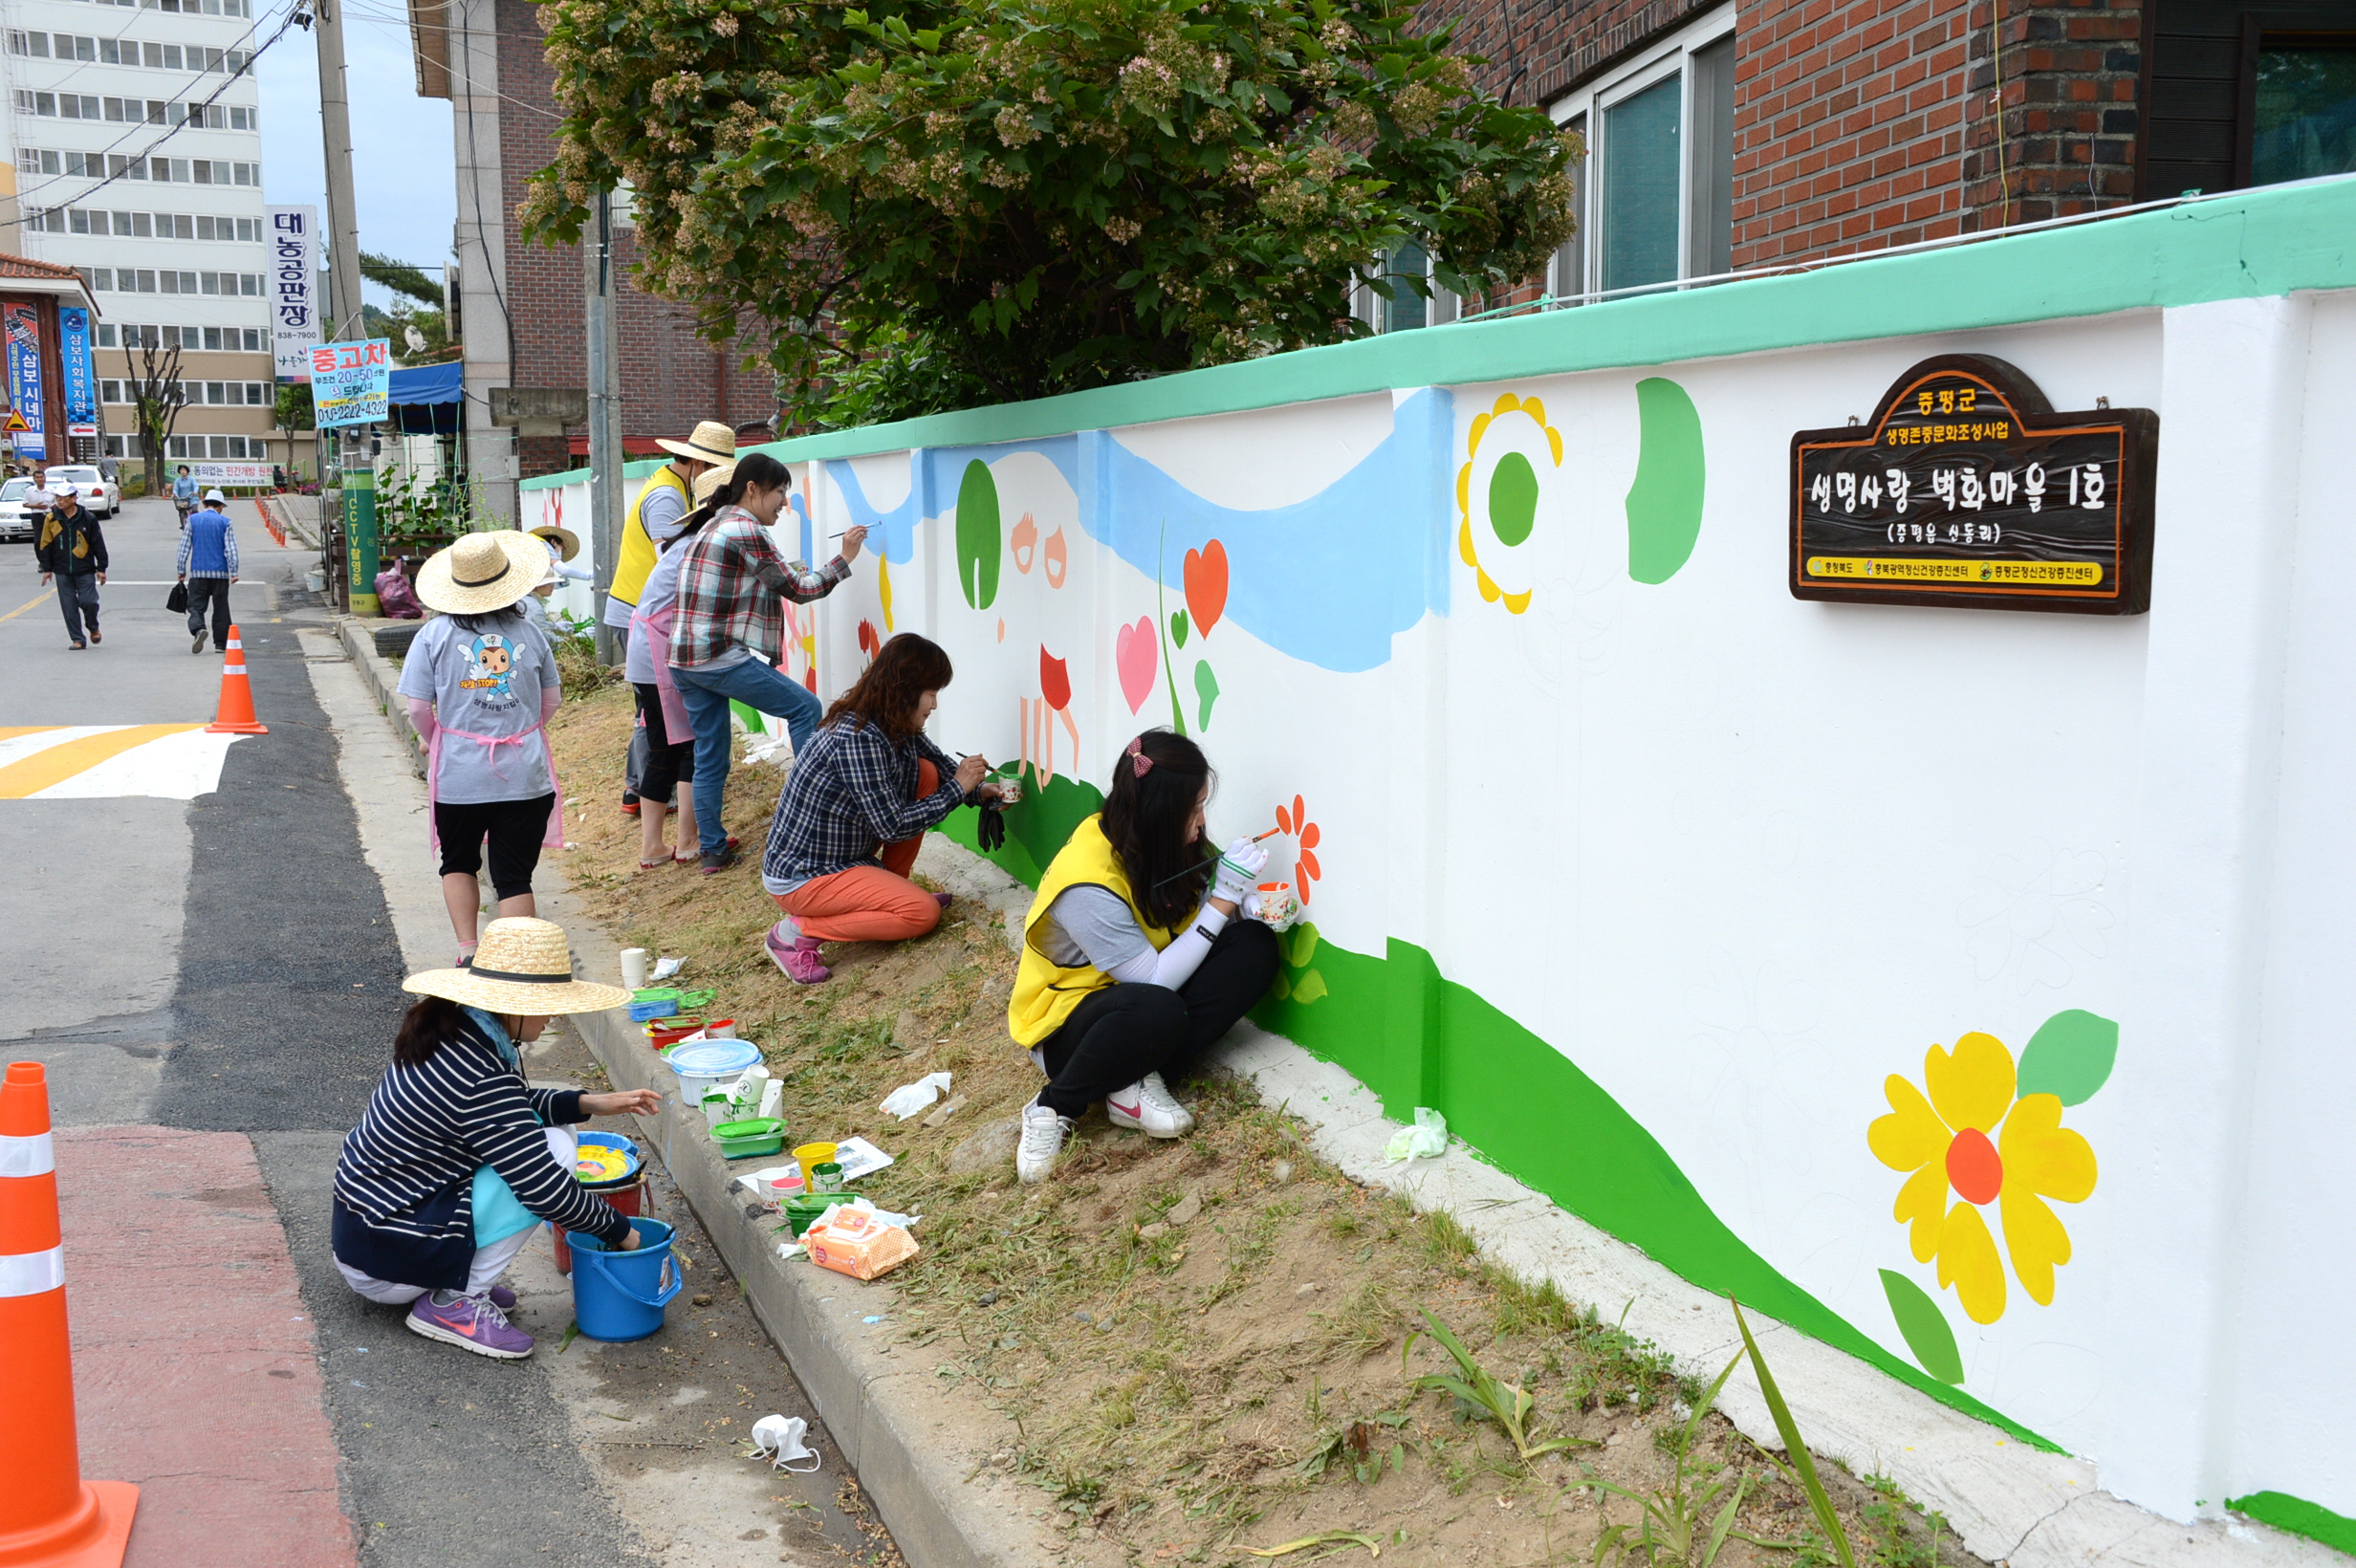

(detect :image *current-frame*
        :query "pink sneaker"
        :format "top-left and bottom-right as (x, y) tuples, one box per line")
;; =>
(406, 1290), (534, 1359)
(764, 926), (831, 985)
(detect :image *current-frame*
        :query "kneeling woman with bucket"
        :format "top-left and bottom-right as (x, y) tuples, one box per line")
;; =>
(1007, 730), (1281, 1184)
(332, 918), (660, 1360)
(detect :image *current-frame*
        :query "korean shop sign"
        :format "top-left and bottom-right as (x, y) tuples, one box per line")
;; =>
(1789, 355), (2158, 614)
(311, 338), (391, 427)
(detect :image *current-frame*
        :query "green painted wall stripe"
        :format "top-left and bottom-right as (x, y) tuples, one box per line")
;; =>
(520, 456), (665, 494)
(518, 179), (2356, 491)
(2230, 1492), (2356, 1557)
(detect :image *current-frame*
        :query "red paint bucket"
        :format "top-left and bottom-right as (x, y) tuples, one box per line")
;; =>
(554, 1172), (645, 1276)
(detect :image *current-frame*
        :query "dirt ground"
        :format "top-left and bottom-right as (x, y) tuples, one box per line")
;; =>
(547, 686), (1988, 1568)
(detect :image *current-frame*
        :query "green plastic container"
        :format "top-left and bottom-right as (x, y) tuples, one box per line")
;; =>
(782, 1193), (850, 1237)
(710, 1116), (786, 1160)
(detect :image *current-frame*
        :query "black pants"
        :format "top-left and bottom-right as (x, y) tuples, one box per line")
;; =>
(434, 793), (556, 900)
(631, 684), (696, 806)
(185, 577), (232, 648)
(1034, 920), (1280, 1118)
(53, 573), (98, 643)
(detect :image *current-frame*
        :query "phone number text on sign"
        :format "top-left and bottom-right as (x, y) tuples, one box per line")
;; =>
(1788, 355), (2158, 615)
(312, 338), (391, 428)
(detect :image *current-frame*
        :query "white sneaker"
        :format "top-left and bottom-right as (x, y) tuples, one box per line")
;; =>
(1106, 1072), (1193, 1138)
(1016, 1101), (1075, 1185)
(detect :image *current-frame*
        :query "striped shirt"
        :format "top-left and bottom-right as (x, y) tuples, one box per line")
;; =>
(333, 1011), (627, 1260)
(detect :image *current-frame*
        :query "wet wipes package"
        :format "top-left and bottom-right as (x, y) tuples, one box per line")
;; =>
(804, 1204), (919, 1281)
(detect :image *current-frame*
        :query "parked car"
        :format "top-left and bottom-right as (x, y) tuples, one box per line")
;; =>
(45, 465), (114, 518)
(0, 477), (37, 542)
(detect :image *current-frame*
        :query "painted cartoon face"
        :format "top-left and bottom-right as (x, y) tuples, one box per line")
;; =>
(478, 642), (513, 677)
(465, 633), (522, 708)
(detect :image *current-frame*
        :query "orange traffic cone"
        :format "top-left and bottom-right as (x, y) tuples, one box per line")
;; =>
(205, 624), (268, 735)
(0, 1061), (138, 1566)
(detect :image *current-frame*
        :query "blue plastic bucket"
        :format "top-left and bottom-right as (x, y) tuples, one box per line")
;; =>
(568, 1217), (683, 1341)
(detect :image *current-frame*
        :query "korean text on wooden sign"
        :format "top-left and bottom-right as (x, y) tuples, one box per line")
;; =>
(1788, 355), (2159, 614)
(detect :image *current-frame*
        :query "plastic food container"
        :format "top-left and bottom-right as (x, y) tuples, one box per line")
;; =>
(628, 988), (685, 1022)
(646, 1020), (706, 1050)
(782, 1193), (847, 1237)
(811, 1161), (845, 1193)
(666, 1039), (765, 1102)
(711, 1117), (787, 1160)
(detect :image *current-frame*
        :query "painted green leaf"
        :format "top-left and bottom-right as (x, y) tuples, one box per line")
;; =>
(1290, 922), (1319, 969)
(1625, 377), (1705, 585)
(1170, 609), (1189, 648)
(1194, 658), (1219, 730)
(1488, 449), (1538, 548)
(1271, 971), (1291, 1001)
(1292, 968), (1328, 1005)
(954, 458), (1001, 609)
(2017, 1009), (2118, 1105)
(1879, 1269), (1965, 1384)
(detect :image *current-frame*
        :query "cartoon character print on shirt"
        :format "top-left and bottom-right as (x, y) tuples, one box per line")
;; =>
(462, 633), (521, 711)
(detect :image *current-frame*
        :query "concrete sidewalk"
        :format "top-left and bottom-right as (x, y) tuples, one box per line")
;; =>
(58, 1124), (356, 1568)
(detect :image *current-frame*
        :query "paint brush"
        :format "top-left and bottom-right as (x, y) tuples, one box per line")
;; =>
(1145, 827), (1283, 891)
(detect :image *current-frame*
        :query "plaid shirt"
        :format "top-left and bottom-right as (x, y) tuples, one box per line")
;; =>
(666, 507), (850, 668)
(763, 715), (967, 883)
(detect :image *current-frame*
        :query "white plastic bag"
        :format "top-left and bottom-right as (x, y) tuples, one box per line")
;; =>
(750, 1413), (821, 1472)
(1385, 1107), (1449, 1162)
(879, 1071), (952, 1121)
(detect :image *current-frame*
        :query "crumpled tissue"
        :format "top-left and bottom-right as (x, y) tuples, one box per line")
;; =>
(879, 1071), (952, 1121)
(650, 956), (684, 982)
(1385, 1107), (1449, 1162)
(750, 1413), (822, 1473)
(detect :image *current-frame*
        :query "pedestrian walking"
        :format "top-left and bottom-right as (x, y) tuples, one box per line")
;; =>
(332, 916), (656, 1360)
(667, 452), (866, 872)
(34, 483), (106, 649)
(170, 464), (197, 527)
(606, 421), (735, 819)
(623, 465), (728, 870)
(399, 530), (566, 968)
(176, 488), (238, 653)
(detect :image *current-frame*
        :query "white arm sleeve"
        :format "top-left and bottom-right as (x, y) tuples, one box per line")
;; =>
(1054, 885), (1232, 990)
(1123, 904), (1232, 990)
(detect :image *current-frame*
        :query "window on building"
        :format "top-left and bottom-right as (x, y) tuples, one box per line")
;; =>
(1549, 7), (1736, 299)
(2143, 1), (2356, 193)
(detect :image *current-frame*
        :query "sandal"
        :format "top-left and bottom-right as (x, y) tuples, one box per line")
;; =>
(676, 835), (738, 864)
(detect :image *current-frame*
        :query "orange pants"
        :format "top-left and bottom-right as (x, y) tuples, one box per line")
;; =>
(773, 759), (945, 944)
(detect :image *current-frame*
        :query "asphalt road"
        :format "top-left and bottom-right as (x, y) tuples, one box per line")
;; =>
(1, 498), (655, 1567)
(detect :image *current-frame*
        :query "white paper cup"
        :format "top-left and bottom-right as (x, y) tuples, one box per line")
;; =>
(620, 947), (650, 989)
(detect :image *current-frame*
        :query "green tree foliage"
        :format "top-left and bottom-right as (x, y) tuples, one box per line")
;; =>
(360, 253), (458, 365)
(525, 0), (1579, 421)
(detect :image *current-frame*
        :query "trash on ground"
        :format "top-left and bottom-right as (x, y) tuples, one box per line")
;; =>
(750, 1413), (822, 1473)
(650, 956), (684, 981)
(831, 1136), (894, 1181)
(879, 1070), (953, 1121)
(921, 1093), (969, 1129)
(1385, 1106), (1449, 1162)
(777, 1241), (805, 1260)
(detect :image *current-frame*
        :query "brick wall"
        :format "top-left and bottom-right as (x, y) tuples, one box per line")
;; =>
(1419, 0), (1727, 108)
(1960, 0), (2142, 227)
(492, 0), (777, 480)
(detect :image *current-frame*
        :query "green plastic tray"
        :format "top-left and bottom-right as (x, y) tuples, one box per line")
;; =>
(711, 1116), (786, 1160)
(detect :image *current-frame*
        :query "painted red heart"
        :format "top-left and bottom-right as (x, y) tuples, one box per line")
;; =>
(1183, 540), (1228, 638)
(1038, 646), (1071, 711)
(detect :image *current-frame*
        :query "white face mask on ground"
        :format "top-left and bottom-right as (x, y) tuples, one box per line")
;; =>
(750, 1413), (821, 1472)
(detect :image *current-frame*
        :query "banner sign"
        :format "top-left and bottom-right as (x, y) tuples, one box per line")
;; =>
(268, 205), (320, 381)
(2, 300), (45, 458)
(310, 338), (390, 427)
(189, 462), (273, 487)
(58, 305), (95, 437)
(1788, 354), (2159, 615)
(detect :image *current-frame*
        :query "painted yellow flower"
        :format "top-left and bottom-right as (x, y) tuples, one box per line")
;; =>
(1456, 391), (1561, 615)
(1867, 1033), (2097, 1325)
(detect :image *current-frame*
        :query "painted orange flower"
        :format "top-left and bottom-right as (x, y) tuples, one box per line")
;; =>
(1867, 1033), (2097, 1324)
(1274, 795), (1321, 904)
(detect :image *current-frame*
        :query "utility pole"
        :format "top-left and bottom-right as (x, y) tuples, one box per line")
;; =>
(312, 0), (378, 609)
(586, 188), (622, 664)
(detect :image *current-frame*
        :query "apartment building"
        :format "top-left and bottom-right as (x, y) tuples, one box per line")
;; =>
(1, 0), (276, 474)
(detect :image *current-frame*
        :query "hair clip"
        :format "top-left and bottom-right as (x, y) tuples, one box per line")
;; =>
(1126, 736), (1153, 777)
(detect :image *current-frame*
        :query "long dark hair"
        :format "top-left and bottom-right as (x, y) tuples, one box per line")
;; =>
(1103, 730), (1214, 930)
(665, 450), (791, 551)
(393, 994), (475, 1068)
(823, 632), (951, 742)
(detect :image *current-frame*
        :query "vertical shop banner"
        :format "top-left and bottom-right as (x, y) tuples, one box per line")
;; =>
(58, 306), (96, 437)
(268, 205), (320, 381)
(310, 338), (391, 426)
(3, 301), (46, 458)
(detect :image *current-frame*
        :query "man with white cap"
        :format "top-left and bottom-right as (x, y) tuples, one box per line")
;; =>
(176, 488), (239, 653)
(34, 481), (106, 648)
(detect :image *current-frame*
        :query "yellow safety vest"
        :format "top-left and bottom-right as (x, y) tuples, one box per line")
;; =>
(1007, 814), (1182, 1047)
(609, 464), (691, 611)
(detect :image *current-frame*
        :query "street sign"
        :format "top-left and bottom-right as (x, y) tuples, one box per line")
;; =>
(311, 338), (391, 427)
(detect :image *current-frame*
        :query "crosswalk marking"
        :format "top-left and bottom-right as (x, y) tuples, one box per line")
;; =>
(0, 725), (246, 799)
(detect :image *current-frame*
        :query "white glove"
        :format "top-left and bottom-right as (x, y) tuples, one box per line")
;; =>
(1211, 835), (1268, 904)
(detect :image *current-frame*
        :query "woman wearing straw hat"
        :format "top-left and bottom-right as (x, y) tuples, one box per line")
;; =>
(333, 918), (658, 1359)
(620, 462), (731, 870)
(608, 422), (735, 818)
(400, 531), (567, 967)
(514, 522), (586, 634)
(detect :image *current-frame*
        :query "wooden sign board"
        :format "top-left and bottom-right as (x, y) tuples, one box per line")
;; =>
(1789, 355), (2158, 614)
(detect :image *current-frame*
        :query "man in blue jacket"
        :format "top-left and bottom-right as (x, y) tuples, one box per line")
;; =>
(176, 488), (238, 653)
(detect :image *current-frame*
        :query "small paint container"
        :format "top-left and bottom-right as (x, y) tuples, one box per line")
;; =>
(702, 1088), (735, 1129)
(993, 770), (1024, 805)
(705, 1018), (736, 1039)
(763, 1168), (805, 1201)
(1253, 881), (1301, 929)
(811, 1161), (845, 1194)
(793, 1141), (839, 1191)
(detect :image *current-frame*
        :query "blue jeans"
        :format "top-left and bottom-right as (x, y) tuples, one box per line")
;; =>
(671, 656), (822, 859)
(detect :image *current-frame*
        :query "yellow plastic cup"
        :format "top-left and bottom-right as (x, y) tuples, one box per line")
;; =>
(793, 1141), (839, 1191)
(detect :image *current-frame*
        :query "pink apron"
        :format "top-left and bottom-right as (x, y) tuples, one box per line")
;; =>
(426, 722), (565, 852)
(631, 601), (692, 741)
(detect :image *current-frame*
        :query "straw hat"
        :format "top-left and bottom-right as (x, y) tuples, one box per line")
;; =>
(655, 420), (736, 467)
(403, 918), (633, 1015)
(528, 522), (579, 561)
(416, 530), (551, 615)
(691, 462), (736, 506)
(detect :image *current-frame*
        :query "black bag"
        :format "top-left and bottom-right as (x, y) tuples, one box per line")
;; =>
(164, 580), (188, 614)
